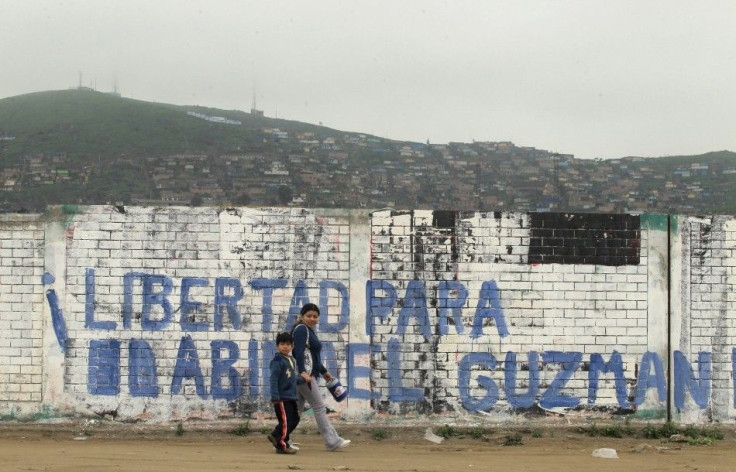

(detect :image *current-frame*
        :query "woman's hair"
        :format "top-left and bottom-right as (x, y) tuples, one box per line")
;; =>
(300, 303), (320, 316)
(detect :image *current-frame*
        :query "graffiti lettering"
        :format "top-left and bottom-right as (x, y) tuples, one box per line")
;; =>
(88, 339), (121, 395)
(85, 341), (713, 413)
(84, 270), (349, 333)
(129, 339), (158, 397)
(674, 351), (711, 410)
(57, 270), (713, 412)
(539, 351), (582, 409)
(459, 352), (499, 411)
(387, 338), (424, 402)
(367, 279), (509, 338)
(43, 272), (68, 353)
(634, 351), (667, 406)
(458, 350), (671, 412)
(587, 351), (627, 407)
(504, 351), (539, 409)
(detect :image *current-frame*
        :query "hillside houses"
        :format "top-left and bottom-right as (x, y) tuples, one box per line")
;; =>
(3, 122), (736, 214)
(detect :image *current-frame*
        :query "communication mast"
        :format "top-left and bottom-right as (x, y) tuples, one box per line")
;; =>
(109, 75), (121, 97)
(250, 89), (264, 117)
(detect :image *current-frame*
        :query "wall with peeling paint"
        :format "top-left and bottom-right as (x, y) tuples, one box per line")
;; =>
(0, 207), (729, 424)
(669, 215), (736, 424)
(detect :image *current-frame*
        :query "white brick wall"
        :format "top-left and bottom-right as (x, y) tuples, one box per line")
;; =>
(48, 207), (352, 420)
(671, 215), (736, 423)
(367, 210), (661, 416)
(0, 215), (45, 414)
(0, 207), (732, 424)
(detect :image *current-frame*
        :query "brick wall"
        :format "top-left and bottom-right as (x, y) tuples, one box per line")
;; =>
(45, 206), (352, 420)
(670, 215), (736, 423)
(0, 206), (730, 424)
(0, 215), (45, 416)
(368, 211), (664, 417)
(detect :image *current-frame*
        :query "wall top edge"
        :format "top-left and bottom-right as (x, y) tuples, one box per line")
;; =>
(1, 206), (726, 220)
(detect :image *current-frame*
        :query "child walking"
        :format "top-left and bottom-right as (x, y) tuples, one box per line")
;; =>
(268, 332), (301, 454)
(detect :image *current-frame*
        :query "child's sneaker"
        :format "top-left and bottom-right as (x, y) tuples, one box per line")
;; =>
(287, 440), (300, 451)
(278, 446), (298, 454)
(267, 433), (279, 449)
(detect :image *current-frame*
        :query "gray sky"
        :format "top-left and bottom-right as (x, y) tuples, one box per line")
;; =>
(2, 0), (735, 159)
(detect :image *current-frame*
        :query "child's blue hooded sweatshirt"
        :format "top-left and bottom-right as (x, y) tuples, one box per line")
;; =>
(270, 353), (300, 401)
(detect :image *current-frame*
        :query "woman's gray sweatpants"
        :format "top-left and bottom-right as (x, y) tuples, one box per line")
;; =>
(297, 377), (343, 449)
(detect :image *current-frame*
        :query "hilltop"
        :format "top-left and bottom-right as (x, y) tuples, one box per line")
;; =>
(0, 89), (354, 157)
(0, 89), (735, 214)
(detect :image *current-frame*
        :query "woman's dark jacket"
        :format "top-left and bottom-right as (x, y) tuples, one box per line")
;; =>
(292, 323), (328, 378)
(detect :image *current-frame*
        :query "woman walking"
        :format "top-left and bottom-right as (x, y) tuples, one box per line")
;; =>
(292, 303), (351, 451)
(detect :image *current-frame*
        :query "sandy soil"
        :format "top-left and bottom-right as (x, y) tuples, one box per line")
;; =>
(0, 421), (734, 472)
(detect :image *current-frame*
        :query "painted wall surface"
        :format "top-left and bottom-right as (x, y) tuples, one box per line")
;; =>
(0, 215), (45, 416)
(0, 206), (728, 424)
(669, 215), (736, 424)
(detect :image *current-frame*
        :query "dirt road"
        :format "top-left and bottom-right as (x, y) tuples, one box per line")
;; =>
(0, 421), (734, 472)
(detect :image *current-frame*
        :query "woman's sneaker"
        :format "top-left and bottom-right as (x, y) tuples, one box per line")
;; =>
(327, 439), (351, 451)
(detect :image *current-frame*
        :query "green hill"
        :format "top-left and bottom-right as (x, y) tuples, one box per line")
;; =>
(0, 89), (735, 214)
(0, 89), (361, 210)
(0, 89), (340, 160)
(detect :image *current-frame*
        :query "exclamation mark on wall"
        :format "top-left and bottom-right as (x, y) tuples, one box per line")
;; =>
(43, 272), (68, 353)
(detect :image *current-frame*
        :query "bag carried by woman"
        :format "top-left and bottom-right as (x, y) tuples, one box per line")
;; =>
(291, 323), (313, 375)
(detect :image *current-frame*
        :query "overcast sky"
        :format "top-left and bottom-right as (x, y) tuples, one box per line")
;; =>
(2, 0), (735, 159)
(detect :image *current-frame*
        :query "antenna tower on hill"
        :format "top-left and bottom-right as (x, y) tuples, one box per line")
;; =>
(250, 89), (264, 117)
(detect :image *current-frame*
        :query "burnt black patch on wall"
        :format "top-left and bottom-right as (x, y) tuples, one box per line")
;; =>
(528, 213), (640, 265)
(432, 210), (456, 229)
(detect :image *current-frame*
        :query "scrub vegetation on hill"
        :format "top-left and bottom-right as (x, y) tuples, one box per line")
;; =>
(1, 89), (735, 214)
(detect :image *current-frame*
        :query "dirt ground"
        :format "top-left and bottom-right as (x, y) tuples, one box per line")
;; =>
(1, 421), (735, 472)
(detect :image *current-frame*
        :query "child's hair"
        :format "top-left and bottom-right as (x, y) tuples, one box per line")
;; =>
(276, 331), (294, 344)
